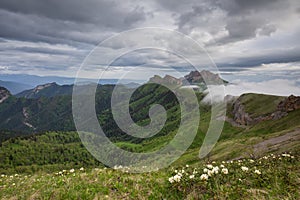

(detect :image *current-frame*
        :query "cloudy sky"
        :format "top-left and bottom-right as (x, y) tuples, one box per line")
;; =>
(0, 0), (300, 95)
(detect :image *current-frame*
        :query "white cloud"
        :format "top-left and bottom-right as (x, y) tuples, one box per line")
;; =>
(202, 79), (300, 103)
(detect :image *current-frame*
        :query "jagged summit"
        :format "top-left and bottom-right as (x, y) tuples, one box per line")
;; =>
(183, 70), (228, 85)
(149, 70), (227, 87)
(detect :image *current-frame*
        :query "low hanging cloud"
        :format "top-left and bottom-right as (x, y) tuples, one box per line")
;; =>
(202, 79), (300, 103)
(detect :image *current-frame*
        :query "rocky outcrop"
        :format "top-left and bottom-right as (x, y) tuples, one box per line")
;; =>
(0, 87), (11, 103)
(230, 95), (300, 126)
(149, 75), (182, 86)
(149, 70), (227, 87)
(232, 99), (253, 126)
(184, 70), (227, 85)
(277, 95), (300, 112)
(32, 82), (57, 94)
(22, 107), (35, 129)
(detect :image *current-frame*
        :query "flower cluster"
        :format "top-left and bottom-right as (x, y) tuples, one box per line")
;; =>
(168, 153), (296, 186)
(54, 167), (84, 176)
(169, 163), (229, 184)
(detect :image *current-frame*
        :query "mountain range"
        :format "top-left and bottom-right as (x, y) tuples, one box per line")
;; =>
(0, 70), (299, 136)
(0, 70), (300, 176)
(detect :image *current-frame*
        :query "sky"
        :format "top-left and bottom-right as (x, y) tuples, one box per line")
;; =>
(0, 0), (300, 95)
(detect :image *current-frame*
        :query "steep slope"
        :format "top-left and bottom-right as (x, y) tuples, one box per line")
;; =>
(0, 85), (116, 134)
(0, 87), (11, 103)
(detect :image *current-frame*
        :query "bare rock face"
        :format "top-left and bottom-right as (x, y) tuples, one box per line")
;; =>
(149, 70), (227, 87)
(231, 94), (300, 126)
(32, 82), (57, 94)
(232, 99), (253, 126)
(0, 87), (11, 103)
(278, 95), (300, 112)
(149, 75), (182, 86)
(184, 70), (226, 85)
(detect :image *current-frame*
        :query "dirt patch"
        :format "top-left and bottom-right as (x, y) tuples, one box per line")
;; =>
(253, 128), (300, 155)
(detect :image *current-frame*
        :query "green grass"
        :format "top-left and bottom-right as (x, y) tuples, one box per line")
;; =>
(239, 93), (285, 118)
(0, 153), (298, 199)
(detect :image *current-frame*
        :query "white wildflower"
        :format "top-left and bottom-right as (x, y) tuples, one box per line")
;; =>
(200, 174), (209, 181)
(241, 166), (249, 172)
(222, 168), (229, 174)
(203, 168), (208, 173)
(189, 174), (195, 179)
(70, 169), (75, 173)
(168, 177), (174, 183)
(79, 167), (84, 171)
(212, 166), (219, 174)
(186, 164), (189, 168)
(207, 170), (214, 177)
(220, 164), (225, 168)
(254, 169), (261, 175)
(249, 159), (255, 163)
(206, 164), (213, 169)
(173, 174), (181, 182)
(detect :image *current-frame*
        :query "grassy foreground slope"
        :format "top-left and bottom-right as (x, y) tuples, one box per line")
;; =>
(0, 144), (298, 199)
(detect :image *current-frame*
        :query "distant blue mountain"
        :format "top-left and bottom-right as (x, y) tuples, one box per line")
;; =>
(0, 74), (142, 87)
(0, 80), (33, 94)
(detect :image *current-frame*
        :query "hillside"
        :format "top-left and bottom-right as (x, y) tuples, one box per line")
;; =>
(1, 89), (300, 174)
(0, 73), (300, 199)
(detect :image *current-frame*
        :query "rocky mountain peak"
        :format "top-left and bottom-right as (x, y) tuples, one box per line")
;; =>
(149, 75), (182, 86)
(184, 70), (226, 85)
(149, 70), (227, 87)
(33, 82), (57, 94)
(0, 86), (11, 103)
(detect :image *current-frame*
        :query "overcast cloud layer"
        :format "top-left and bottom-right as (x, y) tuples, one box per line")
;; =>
(0, 0), (299, 89)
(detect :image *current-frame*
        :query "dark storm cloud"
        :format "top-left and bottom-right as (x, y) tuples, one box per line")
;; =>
(0, 0), (147, 45)
(0, 0), (146, 29)
(165, 0), (287, 44)
(214, 0), (281, 16)
(0, 0), (299, 78)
